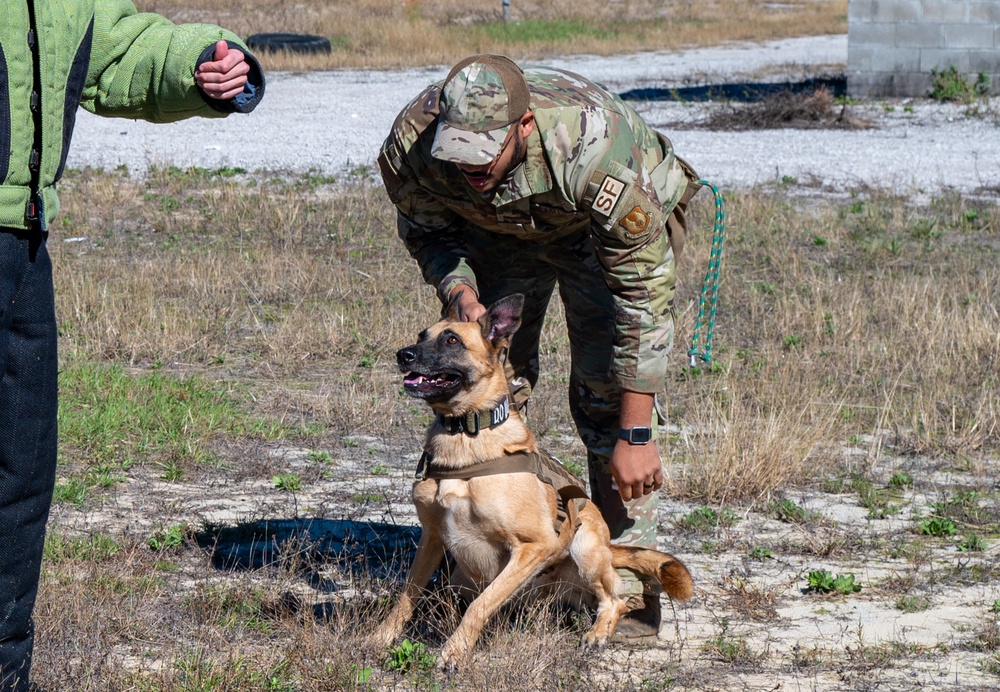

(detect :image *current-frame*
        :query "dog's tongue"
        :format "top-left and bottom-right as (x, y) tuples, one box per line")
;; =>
(403, 373), (427, 388)
(403, 372), (458, 392)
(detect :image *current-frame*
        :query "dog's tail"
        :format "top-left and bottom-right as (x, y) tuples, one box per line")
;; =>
(610, 546), (693, 600)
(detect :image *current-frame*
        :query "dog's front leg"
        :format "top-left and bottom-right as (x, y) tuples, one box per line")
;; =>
(440, 542), (555, 671)
(373, 528), (445, 647)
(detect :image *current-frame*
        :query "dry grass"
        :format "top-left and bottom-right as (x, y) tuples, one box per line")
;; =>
(34, 533), (595, 690)
(138, 0), (848, 69)
(52, 168), (1000, 499)
(700, 87), (873, 130)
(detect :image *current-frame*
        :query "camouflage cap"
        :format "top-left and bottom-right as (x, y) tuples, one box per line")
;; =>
(431, 55), (530, 165)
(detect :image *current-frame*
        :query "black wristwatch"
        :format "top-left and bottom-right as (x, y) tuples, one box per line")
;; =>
(618, 426), (652, 445)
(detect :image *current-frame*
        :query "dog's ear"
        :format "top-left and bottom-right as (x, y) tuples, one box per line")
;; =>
(480, 294), (524, 347)
(442, 289), (465, 321)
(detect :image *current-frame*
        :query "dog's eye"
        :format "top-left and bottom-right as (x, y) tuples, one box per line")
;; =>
(446, 336), (459, 345)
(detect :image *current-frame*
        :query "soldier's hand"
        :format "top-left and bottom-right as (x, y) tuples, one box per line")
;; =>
(610, 440), (664, 502)
(449, 287), (487, 322)
(195, 40), (250, 100)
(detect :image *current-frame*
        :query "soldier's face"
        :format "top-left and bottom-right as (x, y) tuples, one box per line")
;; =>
(457, 112), (534, 194)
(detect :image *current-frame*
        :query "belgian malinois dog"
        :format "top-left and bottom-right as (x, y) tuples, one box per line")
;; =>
(374, 293), (692, 669)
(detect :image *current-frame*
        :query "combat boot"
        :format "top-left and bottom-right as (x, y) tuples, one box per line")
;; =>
(611, 592), (661, 644)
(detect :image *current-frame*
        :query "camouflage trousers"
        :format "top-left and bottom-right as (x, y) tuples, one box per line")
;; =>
(461, 228), (669, 596)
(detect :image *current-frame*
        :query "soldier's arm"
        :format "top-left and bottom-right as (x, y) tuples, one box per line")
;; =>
(396, 209), (479, 304)
(377, 93), (478, 303)
(580, 133), (682, 395)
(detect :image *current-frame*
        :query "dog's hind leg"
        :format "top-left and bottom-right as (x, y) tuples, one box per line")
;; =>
(373, 528), (445, 647)
(440, 541), (558, 670)
(570, 512), (627, 650)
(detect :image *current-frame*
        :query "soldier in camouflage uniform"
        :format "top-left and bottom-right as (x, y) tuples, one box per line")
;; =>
(378, 54), (700, 641)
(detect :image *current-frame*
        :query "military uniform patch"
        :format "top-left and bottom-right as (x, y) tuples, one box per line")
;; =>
(619, 206), (651, 236)
(593, 175), (625, 217)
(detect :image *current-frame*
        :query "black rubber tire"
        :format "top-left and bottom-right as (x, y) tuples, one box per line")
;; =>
(245, 33), (332, 54)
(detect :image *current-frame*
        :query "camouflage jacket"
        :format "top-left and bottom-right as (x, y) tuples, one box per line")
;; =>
(378, 66), (700, 393)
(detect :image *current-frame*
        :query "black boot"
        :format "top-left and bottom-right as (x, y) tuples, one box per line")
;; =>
(611, 592), (661, 644)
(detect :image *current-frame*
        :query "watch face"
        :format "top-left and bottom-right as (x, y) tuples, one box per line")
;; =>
(621, 427), (652, 444)
(631, 427), (651, 444)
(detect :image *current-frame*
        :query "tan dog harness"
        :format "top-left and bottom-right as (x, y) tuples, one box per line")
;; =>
(415, 450), (589, 538)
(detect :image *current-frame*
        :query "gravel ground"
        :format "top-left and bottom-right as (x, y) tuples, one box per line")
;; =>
(68, 34), (1000, 196)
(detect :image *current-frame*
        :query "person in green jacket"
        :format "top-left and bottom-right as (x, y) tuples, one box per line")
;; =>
(0, 2), (265, 688)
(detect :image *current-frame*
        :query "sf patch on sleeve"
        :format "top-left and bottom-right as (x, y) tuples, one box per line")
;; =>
(587, 169), (664, 248)
(593, 175), (626, 217)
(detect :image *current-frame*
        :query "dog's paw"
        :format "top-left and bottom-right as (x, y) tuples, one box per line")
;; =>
(438, 640), (470, 672)
(437, 652), (462, 674)
(580, 630), (610, 653)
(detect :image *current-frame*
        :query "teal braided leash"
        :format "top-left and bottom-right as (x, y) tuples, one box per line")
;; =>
(687, 179), (726, 368)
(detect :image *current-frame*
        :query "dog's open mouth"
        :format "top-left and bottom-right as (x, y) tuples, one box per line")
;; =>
(402, 371), (462, 398)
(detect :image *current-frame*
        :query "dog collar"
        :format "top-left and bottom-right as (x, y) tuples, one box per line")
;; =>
(437, 395), (510, 436)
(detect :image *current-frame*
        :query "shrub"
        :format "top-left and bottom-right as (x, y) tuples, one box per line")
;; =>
(930, 66), (990, 104)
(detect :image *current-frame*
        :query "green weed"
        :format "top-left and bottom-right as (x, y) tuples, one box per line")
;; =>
(807, 569), (861, 595)
(156, 459), (186, 482)
(851, 476), (900, 519)
(916, 516), (958, 537)
(44, 531), (122, 562)
(190, 585), (287, 636)
(273, 473), (303, 492)
(172, 647), (295, 690)
(148, 523), (189, 552)
(895, 595), (930, 613)
(308, 450), (333, 463)
(888, 472), (913, 489)
(931, 490), (990, 525)
(386, 639), (435, 673)
(957, 534), (987, 552)
(930, 66), (990, 104)
(51, 476), (88, 507)
(782, 334), (803, 349)
(769, 498), (816, 523)
(677, 506), (739, 532)
(703, 618), (760, 664)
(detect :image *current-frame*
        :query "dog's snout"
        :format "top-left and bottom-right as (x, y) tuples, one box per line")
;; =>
(397, 347), (417, 369)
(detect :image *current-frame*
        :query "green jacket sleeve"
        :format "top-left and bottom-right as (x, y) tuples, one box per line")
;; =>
(83, 0), (259, 122)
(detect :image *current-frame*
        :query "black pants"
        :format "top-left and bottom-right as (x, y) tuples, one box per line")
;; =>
(0, 228), (58, 691)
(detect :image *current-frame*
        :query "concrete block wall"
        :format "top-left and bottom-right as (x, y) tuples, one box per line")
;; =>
(848, 0), (1000, 97)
